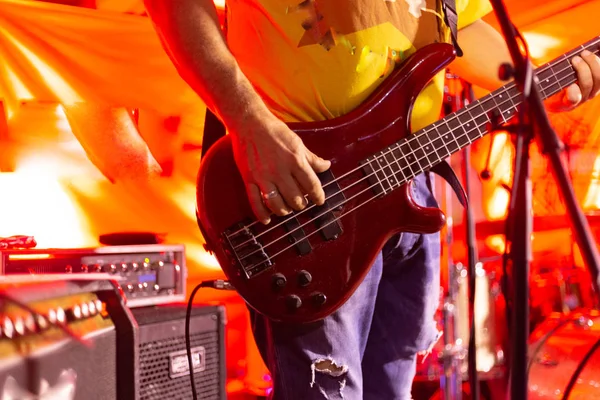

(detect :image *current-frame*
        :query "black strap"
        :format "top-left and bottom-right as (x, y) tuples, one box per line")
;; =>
(430, 160), (468, 208)
(201, 108), (226, 158)
(201, 2), (229, 158)
(441, 0), (463, 57)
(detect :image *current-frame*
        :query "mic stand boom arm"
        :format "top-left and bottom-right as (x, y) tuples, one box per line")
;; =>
(487, 1), (600, 399)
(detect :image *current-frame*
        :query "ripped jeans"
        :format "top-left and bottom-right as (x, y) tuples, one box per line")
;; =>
(248, 173), (442, 399)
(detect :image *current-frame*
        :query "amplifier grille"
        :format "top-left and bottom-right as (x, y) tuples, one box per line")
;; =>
(139, 330), (221, 399)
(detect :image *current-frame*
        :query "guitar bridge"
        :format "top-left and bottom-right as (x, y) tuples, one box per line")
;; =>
(223, 221), (272, 279)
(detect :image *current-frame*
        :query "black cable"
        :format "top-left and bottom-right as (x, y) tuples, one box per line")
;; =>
(185, 279), (235, 400)
(562, 336), (600, 399)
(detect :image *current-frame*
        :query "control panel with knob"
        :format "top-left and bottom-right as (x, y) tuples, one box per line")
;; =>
(0, 244), (187, 308)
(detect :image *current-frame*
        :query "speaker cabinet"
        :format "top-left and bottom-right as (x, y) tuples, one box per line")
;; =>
(114, 303), (226, 400)
(0, 279), (124, 400)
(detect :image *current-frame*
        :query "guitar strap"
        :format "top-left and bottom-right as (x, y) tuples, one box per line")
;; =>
(200, 0), (468, 207)
(441, 0), (464, 57)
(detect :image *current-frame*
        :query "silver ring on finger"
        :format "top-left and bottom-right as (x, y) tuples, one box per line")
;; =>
(261, 189), (278, 200)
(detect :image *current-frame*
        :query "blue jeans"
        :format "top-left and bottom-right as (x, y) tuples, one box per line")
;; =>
(248, 173), (442, 399)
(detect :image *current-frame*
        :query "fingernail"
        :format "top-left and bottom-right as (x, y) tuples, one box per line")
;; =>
(573, 56), (582, 64)
(582, 50), (592, 57)
(262, 218), (271, 225)
(568, 89), (581, 104)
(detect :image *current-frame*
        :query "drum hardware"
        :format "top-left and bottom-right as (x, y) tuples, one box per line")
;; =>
(529, 264), (596, 331)
(527, 311), (600, 399)
(574, 314), (594, 329)
(533, 354), (558, 368)
(429, 119), (464, 399)
(429, 71), (484, 400)
(439, 299), (467, 400)
(455, 262), (506, 379)
(415, 262), (507, 395)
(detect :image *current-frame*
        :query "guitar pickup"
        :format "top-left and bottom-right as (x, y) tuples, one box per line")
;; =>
(283, 216), (312, 255)
(319, 169), (345, 211)
(311, 169), (344, 241)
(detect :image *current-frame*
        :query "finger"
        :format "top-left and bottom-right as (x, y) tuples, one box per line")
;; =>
(562, 83), (582, 109)
(293, 166), (326, 206)
(276, 175), (309, 211)
(306, 150), (331, 173)
(259, 183), (291, 217)
(572, 55), (593, 102)
(247, 183), (272, 224)
(581, 49), (600, 99)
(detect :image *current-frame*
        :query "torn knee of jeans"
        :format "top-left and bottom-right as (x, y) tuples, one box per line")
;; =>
(310, 358), (348, 399)
(417, 329), (443, 362)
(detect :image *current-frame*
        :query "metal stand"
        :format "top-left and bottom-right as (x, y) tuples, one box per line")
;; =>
(438, 160), (464, 400)
(461, 80), (481, 400)
(437, 73), (481, 400)
(488, 1), (600, 398)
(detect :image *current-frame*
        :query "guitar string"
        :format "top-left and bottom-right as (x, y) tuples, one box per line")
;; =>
(227, 38), (599, 244)
(228, 37), (600, 242)
(233, 50), (589, 265)
(229, 46), (598, 265)
(229, 45), (591, 256)
(234, 67), (582, 271)
(242, 68), (583, 270)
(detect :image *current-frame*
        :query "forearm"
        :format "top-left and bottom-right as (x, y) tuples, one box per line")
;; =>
(143, 0), (271, 133)
(450, 20), (512, 91)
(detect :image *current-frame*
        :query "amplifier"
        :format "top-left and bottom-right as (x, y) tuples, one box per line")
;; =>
(108, 303), (227, 400)
(0, 244), (187, 308)
(0, 275), (130, 400)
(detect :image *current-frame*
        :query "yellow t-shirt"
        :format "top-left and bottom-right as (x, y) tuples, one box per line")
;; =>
(226, 0), (492, 131)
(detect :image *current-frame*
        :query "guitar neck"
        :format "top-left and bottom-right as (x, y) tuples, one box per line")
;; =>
(375, 36), (600, 188)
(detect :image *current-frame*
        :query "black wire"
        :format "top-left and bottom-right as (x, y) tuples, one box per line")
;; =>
(185, 279), (235, 399)
(186, 281), (209, 400)
(562, 336), (600, 399)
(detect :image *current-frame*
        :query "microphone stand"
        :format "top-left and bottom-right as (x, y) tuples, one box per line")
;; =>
(461, 80), (480, 400)
(488, 2), (600, 400)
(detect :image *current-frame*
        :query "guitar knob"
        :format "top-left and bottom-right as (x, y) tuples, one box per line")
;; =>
(297, 270), (312, 287)
(285, 295), (302, 311)
(312, 293), (327, 307)
(272, 273), (287, 290)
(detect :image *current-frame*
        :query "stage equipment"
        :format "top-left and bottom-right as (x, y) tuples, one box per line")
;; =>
(487, 1), (600, 398)
(107, 302), (227, 400)
(196, 35), (598, 326)
(0, 244), (187, 308)
(431, 72), (487, 400)
(529, 262), (596, 329)
(0, 274), (128, 399)
(528, 310), (600, 399)
(416, 262), (506, 382)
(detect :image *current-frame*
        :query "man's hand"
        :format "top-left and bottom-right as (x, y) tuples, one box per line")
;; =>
(230, 113), (331, 225)
(548, 50), (600, 112)
(143, 0), (331, 225)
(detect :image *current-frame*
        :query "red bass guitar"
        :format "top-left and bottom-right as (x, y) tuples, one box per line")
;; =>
(196, 39), (600, 324)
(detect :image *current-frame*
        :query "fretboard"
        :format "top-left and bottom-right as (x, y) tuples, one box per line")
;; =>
(366, 35), (600, 194)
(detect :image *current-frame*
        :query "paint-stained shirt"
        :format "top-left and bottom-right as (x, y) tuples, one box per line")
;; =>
(226, 0), (492, 130)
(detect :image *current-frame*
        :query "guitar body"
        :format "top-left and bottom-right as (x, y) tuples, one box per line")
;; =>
(196, 43), (455, 323)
